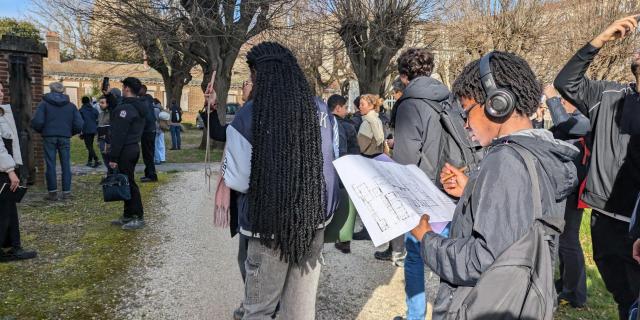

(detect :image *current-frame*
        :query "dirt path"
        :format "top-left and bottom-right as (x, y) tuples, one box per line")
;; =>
(119, 170), (439, 319)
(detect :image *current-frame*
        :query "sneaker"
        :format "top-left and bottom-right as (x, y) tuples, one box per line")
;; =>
(233, 303), (245, 320)
(391, 250), (406, 267)
(558, 295), (585, 309)
(86, 161), (93, 167)
(122, 218), (145, 230)
(111, 217), (133, 226)
(334, 241), (351, 254)
(140, 176), (158, 183)
(374, 245), (393, 261)
(62, 192), (74, 201)
(44, 192), (58, 201)
(352, 229), (371, 241)
(93, 160), (102, 168)
(154, 161), (161, 165)
(6, 247), (37, 261)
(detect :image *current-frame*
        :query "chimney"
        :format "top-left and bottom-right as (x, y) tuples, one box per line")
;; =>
(45, 31), (60, 63)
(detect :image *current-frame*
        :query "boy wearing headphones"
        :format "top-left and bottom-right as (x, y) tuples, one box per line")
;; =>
(411, 52), (579, 319)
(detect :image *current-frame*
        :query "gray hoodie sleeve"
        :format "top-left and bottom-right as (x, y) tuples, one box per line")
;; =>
(421, 148), (534, 286)
(0, 138), (16, 172)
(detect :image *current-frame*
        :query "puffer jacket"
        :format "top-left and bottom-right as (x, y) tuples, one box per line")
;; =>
(0, 105), (22, 172)
(31, 92), (83, 137)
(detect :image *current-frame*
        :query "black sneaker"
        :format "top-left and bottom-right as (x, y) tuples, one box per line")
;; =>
(334, 241), (351, 254)
(374, 245), (393, 261)
(111, 217), (133, 226)
(6, 247), (37, 261)
(86, 161), (93, 167)
(62, 192), (74, 201)
(44, 192), (58, 201)
(122, 218), (145, 230)
(93, 160), (102, 168)
(352, 229), (371, 241)
(140, 176), (158, 183)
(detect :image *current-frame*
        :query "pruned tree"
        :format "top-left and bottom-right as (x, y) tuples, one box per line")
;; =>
(321, 0), (440, 95)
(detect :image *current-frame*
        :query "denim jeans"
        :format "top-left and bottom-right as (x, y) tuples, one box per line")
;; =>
(154, 131), (166, 162)
(404, 226), (450, 320)
(243, 230), (324, 320)
(43, 137), (72, 192)
(170, 125), (181, 149)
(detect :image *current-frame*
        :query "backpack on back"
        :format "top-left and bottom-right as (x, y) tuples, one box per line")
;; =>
(446, 143), (564, 320)
(423, 96), (485, 188)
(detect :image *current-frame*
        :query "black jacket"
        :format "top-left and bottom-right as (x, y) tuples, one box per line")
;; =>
(109, 97), (146, 161)
(79, 103), (99, 135)
(336, 116), (359, 157)
(140, 94), (157, 133)
(547, 96), (590, 182)
(392, 76), (450, 182)
(423, 130), (579, 319)
(554, 43), (640, 219)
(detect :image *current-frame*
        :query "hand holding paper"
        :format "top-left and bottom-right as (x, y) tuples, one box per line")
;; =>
(411, 214), (433, 241)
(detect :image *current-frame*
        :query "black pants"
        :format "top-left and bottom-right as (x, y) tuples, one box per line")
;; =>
(591, 210), (640, 319)
(118, 144), (144, 219)
(141, 132), (157, 180)
(0, 173), (20, 249)
(83, 134), (98, 162)
(557, 193), (587, 306)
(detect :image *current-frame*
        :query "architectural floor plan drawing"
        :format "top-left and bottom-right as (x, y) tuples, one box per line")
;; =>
(334, 155), (456, 246)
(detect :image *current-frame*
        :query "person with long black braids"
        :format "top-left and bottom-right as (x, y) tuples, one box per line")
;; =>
(223, 42), (339, 320)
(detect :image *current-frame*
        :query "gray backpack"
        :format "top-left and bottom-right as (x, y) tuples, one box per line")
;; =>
(446, 143), (564, 320)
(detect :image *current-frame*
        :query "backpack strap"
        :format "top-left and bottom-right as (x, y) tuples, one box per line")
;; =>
(506, 143), (564, 233)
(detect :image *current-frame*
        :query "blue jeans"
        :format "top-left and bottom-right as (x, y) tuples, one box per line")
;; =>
(43, 137), (72, 192)
(170, 125), (181, 149)
(404, 226), (450, 320)
(154, 131), (165, 162)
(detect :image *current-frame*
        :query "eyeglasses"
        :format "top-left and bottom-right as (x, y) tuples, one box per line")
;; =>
(463, 103), (479, 120)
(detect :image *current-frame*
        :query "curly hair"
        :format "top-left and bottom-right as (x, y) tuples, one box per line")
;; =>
(452, 51), (542, 117)
(397, 48), (434, 80)
(246, 42), (326, 264)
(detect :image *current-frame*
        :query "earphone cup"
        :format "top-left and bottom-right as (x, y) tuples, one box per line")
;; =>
(485, 90), (515, 118)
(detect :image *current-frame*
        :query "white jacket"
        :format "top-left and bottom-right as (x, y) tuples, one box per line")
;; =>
(0, 104), (22, 172)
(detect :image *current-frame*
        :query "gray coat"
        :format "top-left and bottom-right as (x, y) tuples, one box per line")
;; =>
(0, 105), (22, 172)
(392, 76), (450, 181)
(421, 130), (579, 319)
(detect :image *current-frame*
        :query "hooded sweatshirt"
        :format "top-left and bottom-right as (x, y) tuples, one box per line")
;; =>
(392, 76), (450, 182)
(31, 92), (83, 138)
(79, 103), (99, 135)
(421, 129), (579, 319)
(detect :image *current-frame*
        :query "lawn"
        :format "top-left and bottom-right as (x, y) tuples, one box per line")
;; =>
(0, 174), (168, 319)
(69, 124), (222, 166)
(555, 209), (617, 319)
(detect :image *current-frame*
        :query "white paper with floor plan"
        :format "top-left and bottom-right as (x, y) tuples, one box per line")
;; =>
(333, 155), (456, 247)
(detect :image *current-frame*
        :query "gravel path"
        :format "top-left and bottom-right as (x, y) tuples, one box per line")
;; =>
(119, 170), (439, 320)
(71, 162), (218, 175)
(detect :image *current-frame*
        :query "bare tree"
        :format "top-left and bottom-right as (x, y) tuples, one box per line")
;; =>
(320, 0), (440, 95)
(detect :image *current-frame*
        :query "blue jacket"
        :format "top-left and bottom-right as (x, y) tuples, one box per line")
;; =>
(32, 92), (83, 138)
(223, 99), (340, 237)
(79, 103), (99, 134)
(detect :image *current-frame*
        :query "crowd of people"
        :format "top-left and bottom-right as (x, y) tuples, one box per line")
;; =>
(0, 12), (638, 320)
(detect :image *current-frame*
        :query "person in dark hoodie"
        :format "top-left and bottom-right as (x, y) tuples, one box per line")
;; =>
(411, 51), (578, 320)
(79, 96), (100, 168)
(223, 42), (339, 320)
(391, 47), (450, 320)
(31, 82), (83, 201)
(554, 15), (640, 319)
(138, 85), (158, 182)
(108, 77), (147, 230)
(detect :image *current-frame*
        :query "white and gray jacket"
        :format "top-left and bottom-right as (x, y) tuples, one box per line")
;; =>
(0, 104), (22, 173)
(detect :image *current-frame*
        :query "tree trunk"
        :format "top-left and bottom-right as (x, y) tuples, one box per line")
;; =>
(161, 73), (186, 109)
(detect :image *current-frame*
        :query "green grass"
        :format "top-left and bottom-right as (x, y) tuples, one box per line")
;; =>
(70, 126), (222, 165)
(0, 174), (168, 319)
(555, 209), (617, 319)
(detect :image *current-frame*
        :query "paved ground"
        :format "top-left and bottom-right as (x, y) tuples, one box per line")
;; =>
(71, 162), (218, 175)
(118, 170), (439, 319)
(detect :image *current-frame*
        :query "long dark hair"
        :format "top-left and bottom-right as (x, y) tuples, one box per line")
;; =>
(246, 42), (326, 263)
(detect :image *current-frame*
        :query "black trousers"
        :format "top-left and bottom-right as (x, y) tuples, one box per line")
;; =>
(557, 193), (587, 306)
(83, 134), (98, 162)
(118, 144), (144, 219)
(591, 210), (640, 320)
(0, 173), (20, 249)
(141, 132), (157, 180)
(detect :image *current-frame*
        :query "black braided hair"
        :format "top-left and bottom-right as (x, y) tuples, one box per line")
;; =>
(452, 51), (542, 117)
(246, 42), (326, 264)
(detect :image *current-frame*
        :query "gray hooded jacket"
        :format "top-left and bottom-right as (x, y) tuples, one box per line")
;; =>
(393, 76), (450, 181)
(421, 129), (579, 319)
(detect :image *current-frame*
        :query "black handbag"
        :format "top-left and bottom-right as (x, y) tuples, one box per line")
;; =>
(101, 170), (131, 202)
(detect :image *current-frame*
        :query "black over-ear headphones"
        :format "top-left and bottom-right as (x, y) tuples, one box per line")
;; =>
(479, 52), (516, 118)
